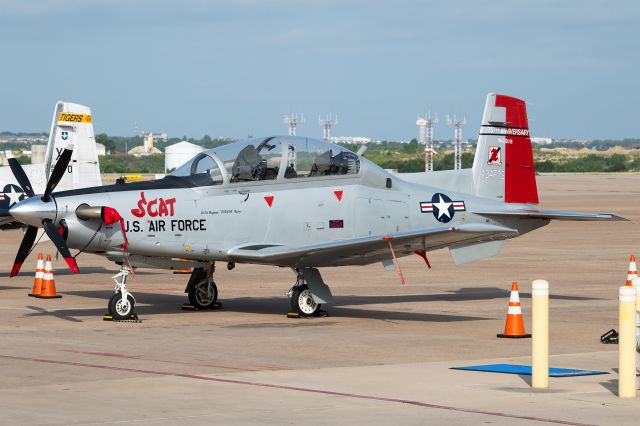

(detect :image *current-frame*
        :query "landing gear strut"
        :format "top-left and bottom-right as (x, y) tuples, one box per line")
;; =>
(108, 266), (136, 320)
(186, 263), (218, 309)
(288, 269), (321, 317)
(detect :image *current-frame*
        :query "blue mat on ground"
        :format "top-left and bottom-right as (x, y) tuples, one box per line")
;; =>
(451, 363), (608, 377)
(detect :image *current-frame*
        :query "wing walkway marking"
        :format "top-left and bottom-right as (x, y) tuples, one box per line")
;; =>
(0, 354), (594, 426)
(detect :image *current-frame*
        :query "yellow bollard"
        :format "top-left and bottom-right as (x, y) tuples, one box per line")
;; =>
(619, 286), (637, 398)
(633, 276), (640, 389)
(532, 279), (549, 389)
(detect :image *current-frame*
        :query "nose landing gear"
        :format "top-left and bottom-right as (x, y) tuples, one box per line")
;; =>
(108, 266), (137, 320)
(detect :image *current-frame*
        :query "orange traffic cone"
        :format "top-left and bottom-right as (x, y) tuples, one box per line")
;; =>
(37, 255), (62, 299)
(497, 282), (531, 338)
(625, 255), (637, 286)
(28, 253), (45, 297)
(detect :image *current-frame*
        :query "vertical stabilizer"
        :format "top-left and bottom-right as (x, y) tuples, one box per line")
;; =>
(45, 102), (102, 191)
(472, 93), (538, 204)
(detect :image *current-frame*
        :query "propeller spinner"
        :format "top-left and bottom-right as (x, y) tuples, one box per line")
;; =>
(8, 144), (79, 277)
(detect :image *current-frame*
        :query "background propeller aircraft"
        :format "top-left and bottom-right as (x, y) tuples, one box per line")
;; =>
(6, 94), (624, 320)
(0, 102), (102, 229)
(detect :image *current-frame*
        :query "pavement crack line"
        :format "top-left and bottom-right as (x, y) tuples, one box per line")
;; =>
(0, 354), (594, 426)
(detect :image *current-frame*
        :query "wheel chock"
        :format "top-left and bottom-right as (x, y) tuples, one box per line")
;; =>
(600, 329), (618, 344)
(181, 303), (223, 311)
(103, 313), (142, 323)
(286, 310), (328, 319)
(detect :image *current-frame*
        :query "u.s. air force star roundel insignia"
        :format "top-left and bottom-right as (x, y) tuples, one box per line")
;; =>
(0, 184), (26, 208)
(419, 192), (466, 223)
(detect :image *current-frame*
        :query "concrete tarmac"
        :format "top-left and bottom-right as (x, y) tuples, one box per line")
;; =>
(0, 174), (639, 425)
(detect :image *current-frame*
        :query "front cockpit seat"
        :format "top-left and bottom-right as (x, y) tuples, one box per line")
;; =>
(284, 165), (298, 178)
(232, 145), (263, 181)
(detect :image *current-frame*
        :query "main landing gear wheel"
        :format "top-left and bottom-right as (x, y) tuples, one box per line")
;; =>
(108, 293), (136, 320)
(290, 285), (321, 317)
(188, 279), (218, 309)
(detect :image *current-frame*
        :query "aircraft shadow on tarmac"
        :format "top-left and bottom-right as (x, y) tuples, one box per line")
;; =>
(1, 267), (163, 276)
(0, 285), (23, 291)
(331, 287), (602, 305)
(23, 290), (492, 323)
(21, 286), (600, 323)
(25, 305), (84, 323)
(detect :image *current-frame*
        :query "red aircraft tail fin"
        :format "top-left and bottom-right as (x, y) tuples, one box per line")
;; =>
(472, 93), (539, 205)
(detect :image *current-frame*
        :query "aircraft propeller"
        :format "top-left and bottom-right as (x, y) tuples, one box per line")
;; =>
(8, 144), (79, 277)
(8, 158), (35, 198)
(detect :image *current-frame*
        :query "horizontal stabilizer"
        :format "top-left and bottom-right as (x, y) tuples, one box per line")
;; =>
(473, 209), (627, 221)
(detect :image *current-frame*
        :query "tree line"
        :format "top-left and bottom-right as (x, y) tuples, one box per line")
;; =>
(4, 132), (640, 174)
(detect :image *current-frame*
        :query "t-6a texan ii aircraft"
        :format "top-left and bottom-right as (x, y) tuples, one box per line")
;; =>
(6, 93), (623, 319)
(0, 102), (102, 229)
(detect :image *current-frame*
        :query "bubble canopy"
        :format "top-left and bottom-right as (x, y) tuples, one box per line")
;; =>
(169, 136), (360, 186)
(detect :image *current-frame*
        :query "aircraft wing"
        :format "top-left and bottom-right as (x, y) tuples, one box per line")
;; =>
(473, 209), (627, 221)
(227, 223), (519, 267)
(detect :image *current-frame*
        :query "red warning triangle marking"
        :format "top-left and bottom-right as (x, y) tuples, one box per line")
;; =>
(264, 195), (274, 207)
(333, 190), (343, 202)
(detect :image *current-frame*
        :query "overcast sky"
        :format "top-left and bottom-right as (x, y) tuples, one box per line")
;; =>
(0, 0), (638, 140)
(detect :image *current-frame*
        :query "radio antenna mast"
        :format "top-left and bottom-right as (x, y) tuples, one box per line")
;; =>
(417, 112), (438, 172)
(319, 113), (339, 142)
(447, 115), (466, 170)
(283, 113), (305, 136)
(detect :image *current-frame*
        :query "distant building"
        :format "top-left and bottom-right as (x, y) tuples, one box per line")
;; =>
(95, 143), (106, 156)
(31, 145), (47, 163)
(0, 133), (48, 144)
(139, 132), (168, 142)
(329, 136), (373, 145)
(164, 141), (204, 172)
(531, 137), (553, 145)
(128, 132), (162, 156)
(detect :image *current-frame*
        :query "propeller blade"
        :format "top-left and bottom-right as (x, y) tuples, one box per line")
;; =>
(10, 225), (38, 277)
(43, 144), (74, 200)
(7, 158), (35, 198)
(42, 218), (79, 273)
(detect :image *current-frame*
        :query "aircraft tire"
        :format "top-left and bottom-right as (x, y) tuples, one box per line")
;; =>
(108, 293), (136, 320)
(188, 279), (218, 309)
(290, 285), (321, 317)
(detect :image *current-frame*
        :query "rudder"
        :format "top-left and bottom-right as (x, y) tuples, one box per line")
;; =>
(472, 93), (538, 204)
